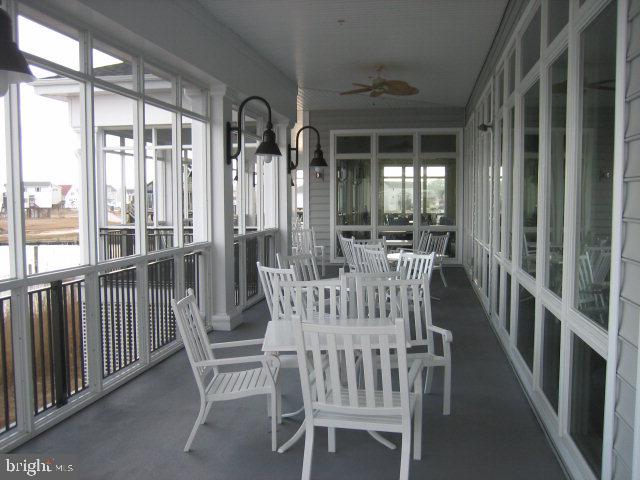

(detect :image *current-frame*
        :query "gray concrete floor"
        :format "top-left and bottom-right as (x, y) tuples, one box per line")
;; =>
(15, 267), (567, 480)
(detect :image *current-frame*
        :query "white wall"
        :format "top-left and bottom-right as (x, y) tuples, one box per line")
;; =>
(306, 107), (465, 261)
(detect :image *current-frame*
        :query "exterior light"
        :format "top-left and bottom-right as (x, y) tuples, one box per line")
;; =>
(0, 9), (35, 96)
(226, 95), (282, 165)
(478, 123), (493, 132)
(287, 125), (327, 181)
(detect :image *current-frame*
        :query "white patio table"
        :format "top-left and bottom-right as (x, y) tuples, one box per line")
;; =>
(262, 318), (411, 453)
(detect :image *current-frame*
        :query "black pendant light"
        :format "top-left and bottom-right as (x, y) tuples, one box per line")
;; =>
(0, 9), (34, 96)
(287, 125), (327, 180)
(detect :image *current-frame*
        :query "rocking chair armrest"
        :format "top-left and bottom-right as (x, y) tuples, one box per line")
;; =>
(408, 359), (423, 387)
(427, 325), (453, 343)
(209, 338), (264, 349)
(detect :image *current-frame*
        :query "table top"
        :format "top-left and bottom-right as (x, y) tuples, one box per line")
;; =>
(262, 318), (405, 352)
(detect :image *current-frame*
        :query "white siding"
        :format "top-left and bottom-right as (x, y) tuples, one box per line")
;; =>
(616, 0), (640, 478)
(306, 107), (464, 259)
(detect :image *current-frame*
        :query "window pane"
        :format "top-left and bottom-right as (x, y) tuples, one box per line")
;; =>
(496, 116), (503, 253)
(336, 136), (371, 154)
(547, 52), (568, 297)
(575, 3), (616, 328)
(92, 44), (133, 91)
(0, 99), (10, 279)
(145, 64), (175, 105)
(548, 0), (569, 43)
(95, 89), (136, 261)
(494, 265), (501, 317)
(522, 82), (539, 277)
(337, 159), (371, 225)
(421, 158), (456, 225)
(521, 9), (541, 78)
(182, 116), (207, 243)
(378, 135), (413, 153)
(506, 107), (515, 260)
(379, 230), (412, 252)
(507, 51), (516, 96)
(145, 105), (174, 251)
(420, 134), (456, 153)
(516, 284), (535, 370)
(497, 70), (504, 108)
(243, 135), (259, 230)
(181, 79), (206, 115)
(570, 335), (606, 477)
(542, 309), (561, 412)
(18, 16), (79, 71)
(505, 272), (512, 333)
(379, 159), (413, 226)
(335, 230), (370, 257)
(21, 68), (83, 274)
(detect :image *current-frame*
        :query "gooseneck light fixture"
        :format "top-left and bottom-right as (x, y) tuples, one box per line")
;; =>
(226, 96), (282, 165)
(287, 125), (327, 180)
(0, 9), (35, 96)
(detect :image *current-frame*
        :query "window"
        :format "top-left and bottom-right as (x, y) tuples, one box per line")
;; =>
(181, 116), (207, 243)
(0, 99), (9, 280)
(505, 272), (512, 333)
(378, 160), (413, 226)
(95, 89), (137, 261)
(336, 159), (371, 225)
(574, 2), (616, 328)
(521, 82), (539, 277)
(570, 335), (606, 477)
(542, 309), (561, 412)
(93, 43), (134, 91)
(548, 0), (569, 43)
(420, 135), (456, 153)
(18, 15), (79, 71)
(421, 161), (456, 225)
(20, 67), (83, 274)
(521, 8), (541, 78)
(496, 116), (503, 253)
(336, 135), (370, 154)
(378, 135), (412, 153)
(145, 104), (175, 252)
(546, 52), (568, 297)
(516, 284), (535, 370)
(145, 63), (175, 105)
(507, 50), (516, 96)
(506, 107), (515, 260)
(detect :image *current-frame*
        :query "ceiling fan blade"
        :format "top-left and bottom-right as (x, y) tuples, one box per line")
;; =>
(353, 83), (372, 89)
(340, 87), (373, 95)
(382, 80), (420, 96)
(370, 90), (384, 98)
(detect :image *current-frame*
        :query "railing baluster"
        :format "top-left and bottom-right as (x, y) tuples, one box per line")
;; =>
(0, 299), (11, 432)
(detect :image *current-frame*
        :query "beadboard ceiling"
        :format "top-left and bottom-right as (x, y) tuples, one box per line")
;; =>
(197, 0), (507, 110)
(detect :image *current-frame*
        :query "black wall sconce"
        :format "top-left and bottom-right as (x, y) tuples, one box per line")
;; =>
(478, 123), (493, 132)
(0, 9), (34, 96)
(226, 95), (282, 165)
(288, 125), (327, 180)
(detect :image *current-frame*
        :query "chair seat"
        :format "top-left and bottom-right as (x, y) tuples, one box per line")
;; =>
(206, 366), (277, 399)
(313, 388), (416, 431)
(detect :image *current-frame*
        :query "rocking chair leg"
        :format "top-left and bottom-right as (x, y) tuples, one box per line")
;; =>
(424, 367), (434, 394)
(439, 267), (448, 287)
(443, 364), (452, 415)
(399, 430), (411, 480)
(328, 427), (336, 453)
(271, 392), (278, 451)
(184, 400), (206, 452)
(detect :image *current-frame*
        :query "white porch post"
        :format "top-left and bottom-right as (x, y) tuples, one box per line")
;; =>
(277, 121), (292, 255)
(210, 87), (239, 330)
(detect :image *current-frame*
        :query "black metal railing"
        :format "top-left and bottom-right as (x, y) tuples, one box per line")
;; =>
(0, 294), (16, 433)
(148, 258), (175, 352)
(245, 237), (259, 299)
(234, 241), (240, 307)
(99, 226), (195, 260)
(184, 251), (201, 299)
(28, 279), (88, 415)
(99, 267), (138, 378)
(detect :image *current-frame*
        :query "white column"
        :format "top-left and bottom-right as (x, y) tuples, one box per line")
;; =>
(210, 87), (239, 330)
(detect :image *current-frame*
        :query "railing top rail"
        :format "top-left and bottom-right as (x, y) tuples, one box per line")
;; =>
(234, 228), (278, 240)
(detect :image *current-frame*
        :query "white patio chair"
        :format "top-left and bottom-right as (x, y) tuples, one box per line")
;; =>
(292, 227), (325, 276)
(395, 251), (436, 281)
(338, 235), (357, 272)
(363, 246), (391, 274)
(171, 289), (280, 452)
(352, 244), (371, 273)
(277, 253), (320, 281)
(339, 271), (403, 317)
(425, 232), (450, 287)
(400, 231), (430, 254)
(522, 232), (537, 274)
(292, 315), (423, 480)
(355, 277), (453, 414)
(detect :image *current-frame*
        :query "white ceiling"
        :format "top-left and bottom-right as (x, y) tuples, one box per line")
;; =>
(197, 0), (508, 110)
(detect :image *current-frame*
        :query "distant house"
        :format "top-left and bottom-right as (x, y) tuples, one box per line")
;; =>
(63, 185), (80, 209)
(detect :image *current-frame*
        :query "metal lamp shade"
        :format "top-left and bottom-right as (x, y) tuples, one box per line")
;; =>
(309, 146), (327, 168)
(255, 126), (282, 163)
(0, 9), (35, 95)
